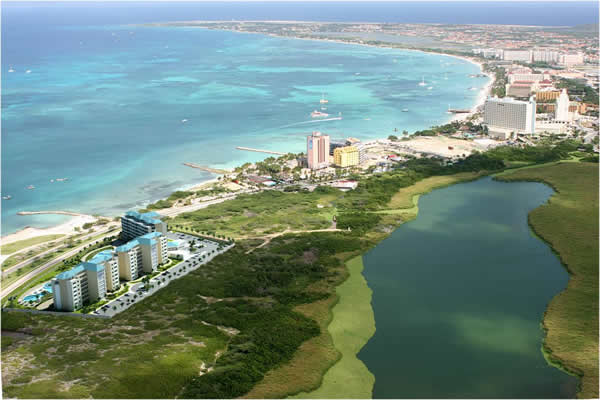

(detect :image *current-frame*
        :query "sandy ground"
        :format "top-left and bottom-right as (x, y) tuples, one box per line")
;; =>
(394, 136), (485, 158)
(0, 214), (98, 245)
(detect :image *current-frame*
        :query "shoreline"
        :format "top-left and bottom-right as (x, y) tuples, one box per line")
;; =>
(2, 28), (492, 246)
(167, 25), (494, 123)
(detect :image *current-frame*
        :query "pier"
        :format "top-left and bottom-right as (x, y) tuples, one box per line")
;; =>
(183, 163), (230, 174)
(447, 108), (471, 114)
(235, 146), (286, 156)
(16, 211), (88, 217)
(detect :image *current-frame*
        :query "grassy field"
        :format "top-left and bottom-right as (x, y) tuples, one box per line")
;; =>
(293, 256), (375, 399)
(169, 189), (339, 239)
(0, 235), (64, 255)
(496, 162), (599, 399)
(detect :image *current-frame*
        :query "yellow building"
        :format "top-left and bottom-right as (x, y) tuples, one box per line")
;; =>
(334, 146), (359, 167)
(535, 90), (560, 102)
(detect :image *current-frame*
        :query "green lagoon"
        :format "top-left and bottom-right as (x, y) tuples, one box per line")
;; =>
(359, 177), (577, 398)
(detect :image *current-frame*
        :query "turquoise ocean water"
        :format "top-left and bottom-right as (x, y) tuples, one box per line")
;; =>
(2, 19), (487, 234)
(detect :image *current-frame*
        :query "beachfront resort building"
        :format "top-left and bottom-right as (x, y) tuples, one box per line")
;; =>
(307, 131), (330, 170)
(483, 96), (536, 137)
(116, 232), (168, 280)
(333, 146), (360, 167)
(121, 210), (167, 241)
(52, 262), (107, 311)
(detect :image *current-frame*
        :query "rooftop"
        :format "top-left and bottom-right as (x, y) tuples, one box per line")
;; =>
(124, 210), (163, 225)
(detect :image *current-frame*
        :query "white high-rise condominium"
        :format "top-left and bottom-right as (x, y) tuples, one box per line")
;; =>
(555, 89), (571, 122)
(483, 96), (536, 134)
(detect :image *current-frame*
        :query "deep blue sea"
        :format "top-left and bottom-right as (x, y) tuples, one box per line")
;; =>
(1, 2), (597, 234)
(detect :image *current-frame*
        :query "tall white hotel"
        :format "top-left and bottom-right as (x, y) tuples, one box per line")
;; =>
(483, 96), (536, 135)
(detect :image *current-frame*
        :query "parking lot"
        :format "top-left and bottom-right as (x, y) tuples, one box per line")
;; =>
(95, 233), (232, 318)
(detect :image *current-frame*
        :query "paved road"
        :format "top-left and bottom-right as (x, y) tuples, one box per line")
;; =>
(1, 228), (119, 300)
(2, 225), (119, 276)
(0, 236), (67, 266)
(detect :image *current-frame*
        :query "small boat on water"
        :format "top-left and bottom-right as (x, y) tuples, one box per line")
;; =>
(26, 185), (35, 190)
(418, 76), (426, 86)
(402, 108), (409, 112)
(8, 67), (15, 73)
(2, 195), (12, 200)
(319, 93), (329, 104)
(320, 106), (327, 110)
(468, 87), (478, 91)
(427, 86), (433, 90)
(25, 70), (31, 74)
(181, 119), (188, 123)
(311, 110), (329, 118)
(55, 178), (68, 182)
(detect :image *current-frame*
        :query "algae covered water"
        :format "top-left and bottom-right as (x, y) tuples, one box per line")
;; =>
(359, 177), (577, 398)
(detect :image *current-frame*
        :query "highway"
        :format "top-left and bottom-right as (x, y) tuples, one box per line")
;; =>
(1, 228), (119, 300)
(2, 224), (119, 276)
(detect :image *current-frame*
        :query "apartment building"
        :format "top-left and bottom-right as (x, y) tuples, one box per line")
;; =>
(121, 210), (168, 241)
(116, 232), (168, 280)
(52, 262), (107, 311)
(89, 250), (120, 292)
(483, 96), (536, 135)
(333, 146), (360, 167)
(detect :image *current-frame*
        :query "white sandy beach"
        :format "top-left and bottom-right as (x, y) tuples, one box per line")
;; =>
(0, 214), (98, 245)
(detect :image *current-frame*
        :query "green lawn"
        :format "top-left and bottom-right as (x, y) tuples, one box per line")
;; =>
(496, 162), (599, 399)
(293, 256), (375, 399)
(1, 235), (64, 255)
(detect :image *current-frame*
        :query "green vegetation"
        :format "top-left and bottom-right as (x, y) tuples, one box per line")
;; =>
(170, 189), (338, 239)
(144, 190), (196, 210)
(82, 245), (113, 261)
(556, 78), (599, 105)
(294, 256), (375, 399)
(487, 139), (589, 165)
(496, 162), (598, 398)
(0, 235), (64, 255)
(2, 233), (366, 399)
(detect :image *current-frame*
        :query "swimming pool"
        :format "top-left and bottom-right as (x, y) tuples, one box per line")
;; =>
(23, 293), (43, 302)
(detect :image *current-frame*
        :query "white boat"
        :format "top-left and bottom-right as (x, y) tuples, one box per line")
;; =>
(26, 185), (35, 190)
(427, 86), (433, 90)
(2, 195), (12, 200)
(402, 109), (409, 112)
(8, 67), (14, 73)
(444, 73), (448, 80)
(311, 110), (329, 118)
(181, 119), (188, 123)
(25, 70), (31, 74)
(320, 106), (327, 110)
(469, 87), (478, 91)
(319, 93), (329, 104)
(418, 76), (426, 86)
